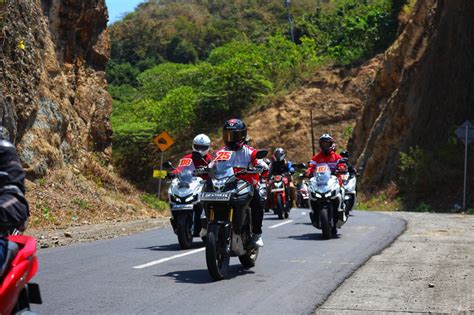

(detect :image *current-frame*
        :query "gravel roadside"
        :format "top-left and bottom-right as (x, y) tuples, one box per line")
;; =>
(315, 212), (474, 314)
(29, 217), (170, 248)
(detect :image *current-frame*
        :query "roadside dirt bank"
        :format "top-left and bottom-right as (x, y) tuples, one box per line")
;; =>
(315, 212), (474, 314)
(29, 217), (170, 248)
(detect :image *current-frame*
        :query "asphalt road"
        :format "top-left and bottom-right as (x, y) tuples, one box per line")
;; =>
(34, 210), (405, 314)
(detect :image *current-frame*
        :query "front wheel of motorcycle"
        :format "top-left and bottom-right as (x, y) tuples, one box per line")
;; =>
(239, 247), (259, 268)
(206, 229), (229, 281)
(320, 208), (332, 240)
(276, 195), (284, 219)
(177, 215), (193, 249)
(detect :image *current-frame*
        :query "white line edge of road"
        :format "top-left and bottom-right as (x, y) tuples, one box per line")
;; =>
(133, 248), (205, 269)
(268, 219), (294, 229)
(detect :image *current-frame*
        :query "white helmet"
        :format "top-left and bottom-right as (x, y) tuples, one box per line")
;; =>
(192, 134), (211, 156)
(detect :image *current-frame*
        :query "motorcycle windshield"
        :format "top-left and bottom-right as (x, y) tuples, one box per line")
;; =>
(314, 163), (331, 186)
(177, 170), (194, 184)
(214, 159), (235, 179)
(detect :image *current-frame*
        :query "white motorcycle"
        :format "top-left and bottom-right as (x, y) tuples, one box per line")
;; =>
(308, 162), (347, 239)
(340, 171), (356, 215)
(166, 162), (205, 249)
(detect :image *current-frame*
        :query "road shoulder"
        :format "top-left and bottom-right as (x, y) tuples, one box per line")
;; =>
(316, 212), (474, 314)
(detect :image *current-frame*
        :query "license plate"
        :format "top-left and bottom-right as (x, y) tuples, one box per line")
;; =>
(271, 188), (284, 193)
(171, 204), (194, 210)
(201, 192), (231, 201)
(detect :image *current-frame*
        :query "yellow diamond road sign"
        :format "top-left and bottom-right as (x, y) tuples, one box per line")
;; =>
(154, 132), (174, 152)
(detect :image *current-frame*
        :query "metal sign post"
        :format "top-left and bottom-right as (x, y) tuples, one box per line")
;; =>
(158, 150), (164, 198)
(455, 121), (474, 211)
(153, 132), (175, 199)
(310, 110), (315, 156)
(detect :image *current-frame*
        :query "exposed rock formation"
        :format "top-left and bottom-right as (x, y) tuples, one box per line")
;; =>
(350, 0), (474, 189)
(0, 0), (111, 177)
(246, 57), (381, 163)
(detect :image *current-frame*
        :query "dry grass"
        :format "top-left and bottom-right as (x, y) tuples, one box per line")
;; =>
(27, 154), (168, 229)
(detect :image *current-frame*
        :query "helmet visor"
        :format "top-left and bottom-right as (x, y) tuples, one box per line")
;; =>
(223, 129), (246, 143)
(193, 144), (209, 152)
(274, 151), (284, 161)
(320, 141), (333, 149)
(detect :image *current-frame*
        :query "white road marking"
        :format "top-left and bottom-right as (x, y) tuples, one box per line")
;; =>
(133, 248), (205, 269)
(301, 211), (307, 216)
(268, 220), (294, 229)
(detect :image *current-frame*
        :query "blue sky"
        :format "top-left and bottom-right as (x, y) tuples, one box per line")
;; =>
(106, 0), (145, 24)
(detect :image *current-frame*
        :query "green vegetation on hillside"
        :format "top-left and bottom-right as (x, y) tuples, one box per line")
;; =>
(108, 0), (404, 185)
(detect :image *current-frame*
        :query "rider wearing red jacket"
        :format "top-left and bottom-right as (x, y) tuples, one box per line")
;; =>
(305, 134), (342, 176)
(215, 119), (265, 247)
(173, 134), (212, 177)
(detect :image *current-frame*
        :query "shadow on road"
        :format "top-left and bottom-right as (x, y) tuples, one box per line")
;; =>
(157, 265), (255, 284)
(136, 241), (205, 252)
(282, 233), (339, 241)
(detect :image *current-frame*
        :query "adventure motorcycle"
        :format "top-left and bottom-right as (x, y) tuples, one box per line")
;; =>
(268, 174), (291, 219)
(0, 172), (42, 314)
(308, 163), (347, 239)
(200, 149), (267, 281)
(166, 161), (205, 249)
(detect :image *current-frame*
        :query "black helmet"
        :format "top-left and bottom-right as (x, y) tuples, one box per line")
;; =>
(223, 119), (247, 151)
(319, 134), (335, 155)
(273, 148), (285, 162)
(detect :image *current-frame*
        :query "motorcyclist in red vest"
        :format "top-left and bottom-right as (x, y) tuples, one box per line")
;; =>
(216, 119), (265, 247)
(173, 134), (212, 176)
(305, 134), (342, 176)
(171, 134), (212, 234)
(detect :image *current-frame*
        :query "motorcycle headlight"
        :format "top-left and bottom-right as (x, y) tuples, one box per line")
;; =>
(316, 193), (322, 198)
(185, 196), (194, 203)
(325, 192), (332, 198)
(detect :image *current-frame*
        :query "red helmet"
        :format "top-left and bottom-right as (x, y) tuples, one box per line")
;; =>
(223, 119), (247, 151)
(319, 134), (335, 155)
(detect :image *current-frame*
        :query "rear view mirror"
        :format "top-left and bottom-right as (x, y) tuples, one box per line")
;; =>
(255, 150), (268, 159)
(162, 161), (175, 170)
(294, 163), (307, 169)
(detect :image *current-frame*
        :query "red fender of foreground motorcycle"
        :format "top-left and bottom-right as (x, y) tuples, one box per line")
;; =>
(0, 235), (39, 315)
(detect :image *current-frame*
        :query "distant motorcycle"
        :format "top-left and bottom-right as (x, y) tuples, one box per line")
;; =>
(258, 178), (268, 212)
(200, 149), (268, 280)
(296, 178), (310, 208)
(0, 172), (42, 314)
(308, 163), (347, 239)
(269, 174), (291, 219)
(165, 160), (205, 249)
(335, 160), (357, 215)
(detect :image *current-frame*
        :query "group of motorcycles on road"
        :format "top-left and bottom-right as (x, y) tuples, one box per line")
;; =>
(0, 128), (361, 315)
(165, 138), (360, 281)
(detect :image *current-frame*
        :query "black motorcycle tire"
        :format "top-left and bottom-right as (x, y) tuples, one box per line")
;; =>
(206, 229), (229, 281)
(239, 247), (259, 268)
(276, 195), (284, 219)
(320, 208), (332, 240)
(177, 215), (193, 249)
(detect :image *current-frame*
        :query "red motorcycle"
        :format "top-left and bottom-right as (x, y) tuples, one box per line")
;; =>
(0, 233), (42, 314)
(269, 174), (291, 219)
(0, 170), (42, 314)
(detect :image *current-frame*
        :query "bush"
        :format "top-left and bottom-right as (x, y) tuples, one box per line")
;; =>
(106, 62), (140, 86)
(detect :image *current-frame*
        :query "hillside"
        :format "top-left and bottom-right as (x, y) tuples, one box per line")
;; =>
(0, 0), (166, 230)
(246, 57), (382, 162)
(349, 0), (474, 209)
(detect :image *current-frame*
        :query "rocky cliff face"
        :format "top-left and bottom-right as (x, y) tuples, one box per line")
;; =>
(0, 0), (111, 177)
(350, 0), (474, 191)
